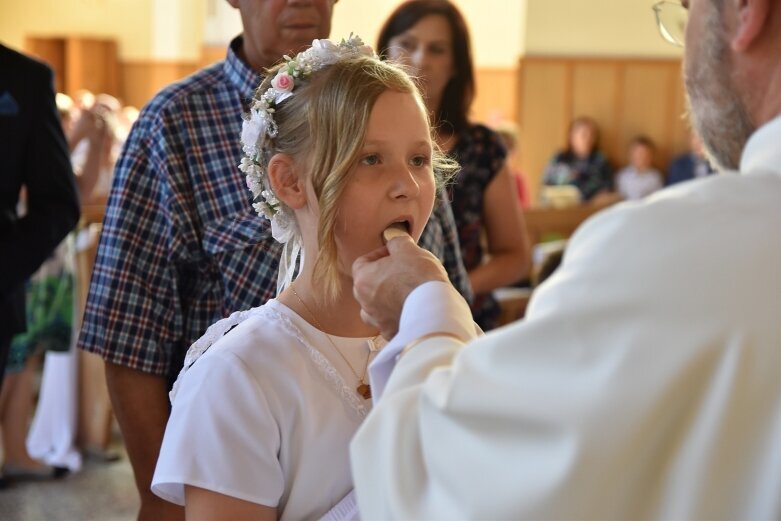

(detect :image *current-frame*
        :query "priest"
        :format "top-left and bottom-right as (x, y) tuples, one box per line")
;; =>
(350, 0), (781, 518)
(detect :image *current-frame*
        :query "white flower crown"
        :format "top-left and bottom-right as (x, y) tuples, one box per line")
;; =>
(238, 34), (375, 235)
(237, 34), (375, 294)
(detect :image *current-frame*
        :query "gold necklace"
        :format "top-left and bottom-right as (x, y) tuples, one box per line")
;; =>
(290, 286), (374, 400)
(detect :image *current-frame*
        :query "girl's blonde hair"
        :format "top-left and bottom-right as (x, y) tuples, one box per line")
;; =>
(256, 54), (457, 302)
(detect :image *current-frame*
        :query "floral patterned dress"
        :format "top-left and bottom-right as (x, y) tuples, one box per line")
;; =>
(8, 238), (74, 372)
(448, 124), (507, 331)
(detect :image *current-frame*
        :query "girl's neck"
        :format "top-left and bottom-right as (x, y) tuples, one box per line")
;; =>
(278, 273), (379, 338)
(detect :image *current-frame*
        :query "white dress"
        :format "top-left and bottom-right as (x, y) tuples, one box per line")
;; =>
(152, 299), (380, 521)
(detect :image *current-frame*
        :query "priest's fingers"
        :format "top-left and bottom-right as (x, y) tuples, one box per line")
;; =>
(384, 233), (417, 254)
(354, 244), (390, 268)
(358, 308), (377, 329)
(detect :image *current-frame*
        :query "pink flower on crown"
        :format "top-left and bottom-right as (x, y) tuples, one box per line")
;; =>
(271, 71), (294, 93)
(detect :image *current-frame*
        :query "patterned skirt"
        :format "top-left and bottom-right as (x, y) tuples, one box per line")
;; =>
(7, 238), (74, 373)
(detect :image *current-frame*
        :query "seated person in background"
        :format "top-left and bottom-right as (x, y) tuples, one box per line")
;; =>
(495, 122), (531, 209)
(543, 116), (614, 203)
(616, 135), (664, 200)
(667, 131), (715, 185)
(151, 37), (458, 520)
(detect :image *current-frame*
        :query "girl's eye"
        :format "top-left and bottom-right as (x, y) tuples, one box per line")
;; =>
(410, 155), (430, 167)
(361, 154), (380, 166)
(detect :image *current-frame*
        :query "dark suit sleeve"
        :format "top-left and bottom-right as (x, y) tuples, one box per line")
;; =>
(0, 63), (80, 293)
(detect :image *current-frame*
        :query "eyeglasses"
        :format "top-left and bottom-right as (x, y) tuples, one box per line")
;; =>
(652, 1), (688, 47)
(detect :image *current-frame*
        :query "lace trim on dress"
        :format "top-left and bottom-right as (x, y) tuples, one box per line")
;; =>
(268, 307), (368, 419)
(168, 303), (368, 419)
(169, 308), (256, 403)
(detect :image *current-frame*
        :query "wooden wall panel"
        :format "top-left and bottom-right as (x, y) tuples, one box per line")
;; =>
(471, 67), (517, 126)
(517, 56), (691, 204)
(24, 37), (66, 93)
(119, 61), (198, 108)
(518, 60), (570, 201)
(619, 63), (676, 167)
(572, 62), (620, 160)
(66, 38), (119, 96)
(25, 36), (119, 98)
(670, 66), (691, 157)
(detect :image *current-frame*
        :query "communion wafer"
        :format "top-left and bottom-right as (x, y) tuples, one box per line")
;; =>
(382, 223), (409, 243)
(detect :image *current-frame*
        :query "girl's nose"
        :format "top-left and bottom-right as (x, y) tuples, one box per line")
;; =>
(390, 165), (421, 200)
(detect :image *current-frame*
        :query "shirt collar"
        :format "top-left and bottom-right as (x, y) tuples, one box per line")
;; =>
(223, 36), (263, 101)
(739, 113), (781, 176)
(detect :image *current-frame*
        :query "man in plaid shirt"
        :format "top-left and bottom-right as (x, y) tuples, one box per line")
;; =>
(78, 1), (471, 518)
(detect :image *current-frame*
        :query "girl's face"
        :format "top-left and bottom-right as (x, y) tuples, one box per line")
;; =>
(386, 15), (455, 108)
(333, 89), (436, 274)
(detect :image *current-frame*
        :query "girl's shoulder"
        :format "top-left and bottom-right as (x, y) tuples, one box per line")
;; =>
(169, 300), (305, 402)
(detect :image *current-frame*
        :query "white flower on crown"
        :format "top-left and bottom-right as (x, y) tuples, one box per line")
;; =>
(239, 34), (376, 243)
(308, 39), (340, 67)
(240, 110), (265, 155)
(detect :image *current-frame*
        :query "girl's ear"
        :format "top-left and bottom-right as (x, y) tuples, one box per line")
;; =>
(268, 153), (307, 210)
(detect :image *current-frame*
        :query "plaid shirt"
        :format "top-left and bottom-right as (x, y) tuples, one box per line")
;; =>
(78, 38), (472, 380)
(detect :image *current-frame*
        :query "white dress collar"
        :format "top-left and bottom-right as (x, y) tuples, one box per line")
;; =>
(739, 114), (781, 176)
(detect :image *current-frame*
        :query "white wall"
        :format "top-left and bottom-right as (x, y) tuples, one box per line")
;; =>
(203, 0), (527, 68)
(524, 0), (682, 57)
(0, 0), (155, 60)
(1, 0), (680, 63)
(152, 0), (205, 61)
(203, 0), (242, 46)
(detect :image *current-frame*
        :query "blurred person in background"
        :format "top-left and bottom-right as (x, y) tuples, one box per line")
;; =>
(667, 130), (716, 185)
(18, 91), (129, 479)
(378, 0), (530, 331)
(0, 43), (80, 486)
(68, 91), (122, 204)
(494, 122), (531, 209)
(543, 116), (616, 203)
(615, 135), (664, 200)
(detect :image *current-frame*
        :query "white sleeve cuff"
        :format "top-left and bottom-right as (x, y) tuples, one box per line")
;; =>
(368, 281), (476, 401)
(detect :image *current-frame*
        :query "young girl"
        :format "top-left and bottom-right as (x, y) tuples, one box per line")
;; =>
(378, 0), (530, 331)
(150, 35), (455, 520)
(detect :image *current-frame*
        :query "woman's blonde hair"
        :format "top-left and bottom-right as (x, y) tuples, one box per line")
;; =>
(256, 54), (457, 302)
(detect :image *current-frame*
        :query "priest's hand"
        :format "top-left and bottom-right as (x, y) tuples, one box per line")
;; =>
(352, 235), (450, 339)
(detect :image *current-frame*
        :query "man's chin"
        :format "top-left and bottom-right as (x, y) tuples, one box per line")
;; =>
(281, 29), (323, 49)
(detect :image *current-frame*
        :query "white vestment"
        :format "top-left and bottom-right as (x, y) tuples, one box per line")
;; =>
(351, 116), (781, 520)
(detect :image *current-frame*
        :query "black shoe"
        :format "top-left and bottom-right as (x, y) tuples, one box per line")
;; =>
(1, 464), (69, 481)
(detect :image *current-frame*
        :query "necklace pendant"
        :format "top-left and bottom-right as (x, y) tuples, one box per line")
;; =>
(357, 383), (372, 400)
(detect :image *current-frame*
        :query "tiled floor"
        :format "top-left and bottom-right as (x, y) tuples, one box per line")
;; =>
(0, 445), (138, 521)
